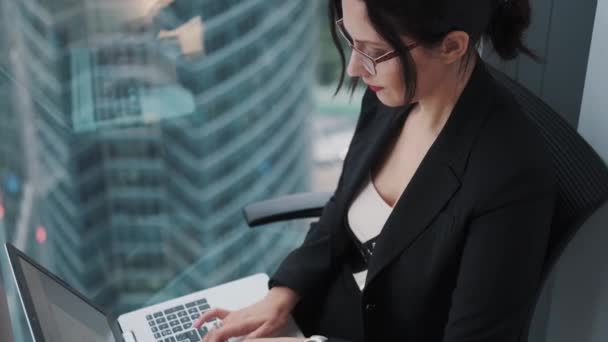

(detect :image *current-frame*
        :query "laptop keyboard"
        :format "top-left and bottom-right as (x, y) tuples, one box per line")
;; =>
(146, 298), (219, 342)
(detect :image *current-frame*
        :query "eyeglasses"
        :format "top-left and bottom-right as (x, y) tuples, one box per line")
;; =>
(335, 18), (418, 75)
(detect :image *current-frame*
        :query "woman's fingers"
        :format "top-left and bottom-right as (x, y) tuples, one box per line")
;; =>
(193, 307), (230, 328)
(202, 319), (259, 342)
(244, 322), (272, 339)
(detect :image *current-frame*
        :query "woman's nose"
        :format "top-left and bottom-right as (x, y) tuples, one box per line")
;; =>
(346, 51), (370, 78)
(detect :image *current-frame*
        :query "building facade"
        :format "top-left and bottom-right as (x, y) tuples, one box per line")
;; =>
(0, 0), (316, 317)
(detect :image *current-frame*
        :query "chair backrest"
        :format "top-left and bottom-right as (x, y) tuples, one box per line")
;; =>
(488, 66), (608, 340)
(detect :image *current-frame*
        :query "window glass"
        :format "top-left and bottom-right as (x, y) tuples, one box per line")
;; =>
(0, 2), (363, 340)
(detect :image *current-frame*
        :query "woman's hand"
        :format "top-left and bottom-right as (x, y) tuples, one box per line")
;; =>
(194, 286), (300, 342)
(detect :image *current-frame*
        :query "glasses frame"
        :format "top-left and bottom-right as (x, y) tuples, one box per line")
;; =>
(335, 18), (418, 75)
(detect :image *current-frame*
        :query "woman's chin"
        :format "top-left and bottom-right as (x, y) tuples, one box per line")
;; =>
(376, 92), (406, 108)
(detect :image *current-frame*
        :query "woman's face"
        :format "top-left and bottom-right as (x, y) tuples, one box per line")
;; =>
(341, 0), (447, 107)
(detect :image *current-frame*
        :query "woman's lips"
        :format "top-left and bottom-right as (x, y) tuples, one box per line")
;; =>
(368, 85), (384, 92)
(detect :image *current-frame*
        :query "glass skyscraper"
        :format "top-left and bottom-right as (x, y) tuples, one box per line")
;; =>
(0, 0), (316, 323)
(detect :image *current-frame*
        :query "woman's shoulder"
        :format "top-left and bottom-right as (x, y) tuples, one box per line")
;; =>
(474, 79), (551, 167)
(463, 81), (557, 209)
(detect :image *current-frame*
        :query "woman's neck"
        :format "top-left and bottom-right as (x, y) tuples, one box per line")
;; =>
(411, 56), (478, 134)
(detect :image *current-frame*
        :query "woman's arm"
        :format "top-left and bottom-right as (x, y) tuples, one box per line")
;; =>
(269, 88), (379, 300)
(441, 163), (557, 342)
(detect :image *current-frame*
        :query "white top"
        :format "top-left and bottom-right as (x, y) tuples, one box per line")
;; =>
(347, 173), (394, 290)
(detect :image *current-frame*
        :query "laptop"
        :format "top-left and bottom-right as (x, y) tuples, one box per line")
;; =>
(5, 243), (303, 342)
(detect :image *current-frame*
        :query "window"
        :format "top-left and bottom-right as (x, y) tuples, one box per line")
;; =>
(0, 2), (357, 334)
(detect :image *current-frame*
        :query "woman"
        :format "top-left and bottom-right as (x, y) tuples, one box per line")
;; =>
(197, 0), (557, 341)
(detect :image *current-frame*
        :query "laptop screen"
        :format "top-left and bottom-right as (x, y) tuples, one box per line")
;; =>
(17, 254), (115, 342)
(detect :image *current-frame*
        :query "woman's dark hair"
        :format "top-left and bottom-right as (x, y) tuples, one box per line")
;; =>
(329, 0), (541, 103)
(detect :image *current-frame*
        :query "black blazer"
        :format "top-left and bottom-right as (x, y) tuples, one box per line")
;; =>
(270, 60), (558, 342)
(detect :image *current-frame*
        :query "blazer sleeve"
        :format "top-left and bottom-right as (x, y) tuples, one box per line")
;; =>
(269, 88), (378, 299)
(441, 138), (558, 341)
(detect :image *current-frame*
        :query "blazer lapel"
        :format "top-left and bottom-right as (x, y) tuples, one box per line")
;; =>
(364, 150), (461, 286)
(363, 60), (497, 287)
(340, 103), (415, 211)
(329, 99), (415, 260)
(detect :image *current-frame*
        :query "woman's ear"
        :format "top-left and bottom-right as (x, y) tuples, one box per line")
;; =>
(439, 31), (470, 64)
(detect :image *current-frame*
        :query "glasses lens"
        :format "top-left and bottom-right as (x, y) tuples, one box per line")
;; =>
(337, 19), (376, 75)
(358, 52), (376, 75)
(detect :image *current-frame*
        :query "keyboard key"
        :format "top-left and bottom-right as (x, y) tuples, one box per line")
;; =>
(172, 326), (183, 333)
(170, 320), (180, 327)
(177, 311), (188, 317)
(167, 314), (177, 320)
(149, 320), (156, 327)
(159, 323), (169, 330)
(188, 308), (198, 314)
(154, 312), (164, 318)
(164, 337), (176, 342)
(195, 299), (207, 305)
(180, 317), (190, 323)
(151, 327), (159, 332)
(165, 305), (183, 315)
(183, 323), (192, 329)
(198, 304), (210, 311)
(156, 318), (167, 324)
(190, 314), (199, 320)
(185, 301), (197, 308)
(162, 329), (172, 336)
(176, 330), (199, 342)
(146, 315), (153, 321)
(154, 333), (161, 339)
(197, 326), (208, 338)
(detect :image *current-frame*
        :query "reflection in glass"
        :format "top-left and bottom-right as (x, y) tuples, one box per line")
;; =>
(0, 2), (316, 335)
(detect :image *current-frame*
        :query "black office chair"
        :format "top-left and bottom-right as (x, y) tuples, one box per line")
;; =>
(242, 66), (608, 341)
